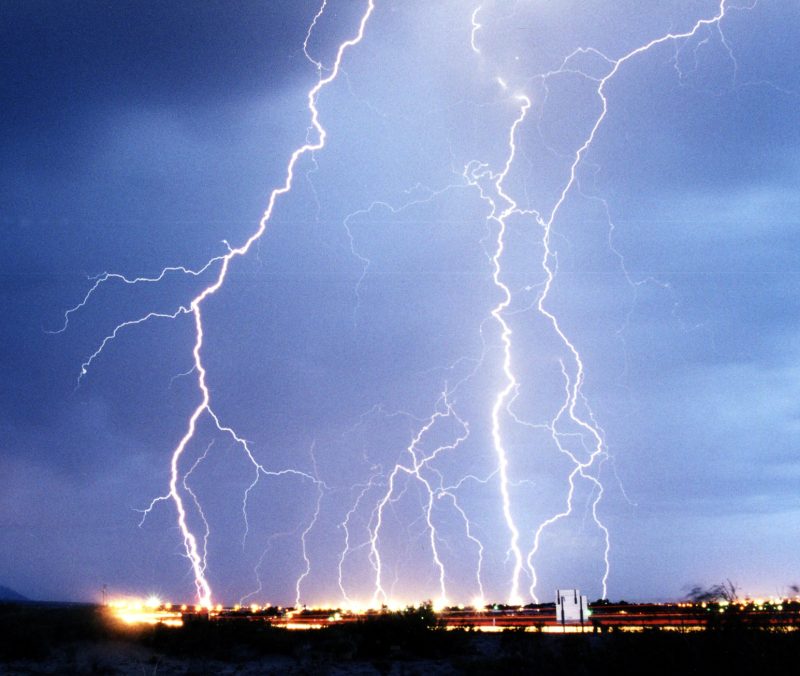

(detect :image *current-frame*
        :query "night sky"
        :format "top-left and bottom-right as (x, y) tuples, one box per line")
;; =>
(2, 0), (799, 606)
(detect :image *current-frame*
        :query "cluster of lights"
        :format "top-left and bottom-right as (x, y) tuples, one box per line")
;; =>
(107, 597), (183, 627)
(107, 596), (499, 626)
(105, 594), (800, 633)
(664, 596), (800, 618)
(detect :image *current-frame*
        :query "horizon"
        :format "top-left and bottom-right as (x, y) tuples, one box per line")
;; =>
(3, 580), (797, 611)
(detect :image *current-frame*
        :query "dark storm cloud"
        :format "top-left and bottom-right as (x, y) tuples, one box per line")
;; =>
(1, 1), (316, 115)
(0, 0), (329, 208)
(0, 1), (340, 285)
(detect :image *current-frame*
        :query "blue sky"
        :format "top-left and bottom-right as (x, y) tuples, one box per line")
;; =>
(2, 0), (799, 605)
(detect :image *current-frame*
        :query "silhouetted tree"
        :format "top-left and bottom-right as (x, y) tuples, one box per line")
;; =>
(686, 579), (738, 603)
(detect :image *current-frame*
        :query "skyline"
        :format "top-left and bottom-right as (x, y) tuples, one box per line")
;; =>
(2, 0), (799, 605)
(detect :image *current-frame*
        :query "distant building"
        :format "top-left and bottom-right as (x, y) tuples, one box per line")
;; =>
(556, 589), (589, 624)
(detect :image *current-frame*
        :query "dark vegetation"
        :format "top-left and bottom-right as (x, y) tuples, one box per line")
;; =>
(686, 579), (739, 603)
(2, 601), (800, 674)
(0, 602), (111, 661)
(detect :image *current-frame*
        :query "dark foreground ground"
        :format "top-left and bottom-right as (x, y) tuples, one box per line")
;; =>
(2, 602), (799, 675)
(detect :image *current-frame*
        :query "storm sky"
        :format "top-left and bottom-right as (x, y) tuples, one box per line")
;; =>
(2, 0), (799, 605)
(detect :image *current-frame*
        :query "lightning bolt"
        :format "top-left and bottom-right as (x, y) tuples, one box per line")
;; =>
(336, 473), (382, 607)
(470, 6), (482, 56)
(240, 529), (291, 607)
(181, 441), (216, 581)
(437, 489), (487, 606)
(294, 441), (326, 607)
(524, 0), (738, 603)
(461, 93), (533, 604)
(303, 0), (328, 72)
(367, 390), (470, 608)
(58, 1), (375, 605)
(464, 0), (742, 604)
(49, 253), (229, 336)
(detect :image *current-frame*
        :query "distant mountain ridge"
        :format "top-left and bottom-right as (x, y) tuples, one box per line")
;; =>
(0, 585), (29, 601)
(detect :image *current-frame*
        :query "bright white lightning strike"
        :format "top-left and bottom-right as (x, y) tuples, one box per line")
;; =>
(172, 1), (375, 604)
(462, 94), (532, 605)
(64, 1), (376, 606)
(470, 7), (482, 55)
(460, 0), (741, 604)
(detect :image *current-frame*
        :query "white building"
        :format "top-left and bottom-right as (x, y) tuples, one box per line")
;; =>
(555, 589), (589, 624)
